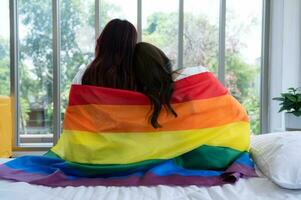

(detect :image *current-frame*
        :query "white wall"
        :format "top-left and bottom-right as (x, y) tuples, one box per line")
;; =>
(268, 0), (301, 132)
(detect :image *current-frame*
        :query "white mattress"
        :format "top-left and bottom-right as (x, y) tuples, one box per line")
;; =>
(0, 159), (301, 200)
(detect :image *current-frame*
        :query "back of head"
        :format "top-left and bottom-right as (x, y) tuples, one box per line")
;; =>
(82, 19), (137, 89)
(133, 42), (177, 128)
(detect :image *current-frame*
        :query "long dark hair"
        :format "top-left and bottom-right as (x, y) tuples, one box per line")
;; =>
(82, 19), (137, 89)
(133, 42), (177, 128)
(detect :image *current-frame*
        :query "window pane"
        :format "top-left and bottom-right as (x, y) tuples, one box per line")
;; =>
(142, 0), (178, 68)
(100, 0), (137, 29)
(225, 0), (262, 134)
(0, 0), (10, 96)
(184, 0), (219, 74)
(60, 0), (95, 122)
(18, 0), (53, 146)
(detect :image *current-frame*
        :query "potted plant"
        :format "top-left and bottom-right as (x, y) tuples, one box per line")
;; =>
(273, 88), (301, 130)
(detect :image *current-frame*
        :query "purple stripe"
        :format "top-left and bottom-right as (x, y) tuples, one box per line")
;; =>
(221, 163), (257, 183)
(224, 163), (257, 177)
(0, 164), (255, 187)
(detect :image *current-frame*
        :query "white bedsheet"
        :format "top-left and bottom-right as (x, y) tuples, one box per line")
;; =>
(0, 159), (301, 200)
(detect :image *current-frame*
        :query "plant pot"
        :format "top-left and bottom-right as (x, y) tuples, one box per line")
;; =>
(285, 113), (301, 131)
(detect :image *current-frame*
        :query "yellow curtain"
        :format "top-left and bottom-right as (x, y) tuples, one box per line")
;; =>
(0, 96), (12, 158)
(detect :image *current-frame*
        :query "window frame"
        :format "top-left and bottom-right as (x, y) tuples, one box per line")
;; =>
(9, 0), (271, 150)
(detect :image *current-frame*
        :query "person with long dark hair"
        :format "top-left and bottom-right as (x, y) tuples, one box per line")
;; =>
(73, 18), (137, 89)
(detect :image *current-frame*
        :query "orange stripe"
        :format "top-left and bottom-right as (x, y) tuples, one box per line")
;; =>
(63, 94), (248, 133)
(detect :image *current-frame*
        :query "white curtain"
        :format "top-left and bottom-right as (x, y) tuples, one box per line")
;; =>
(268, 0), (301, 132)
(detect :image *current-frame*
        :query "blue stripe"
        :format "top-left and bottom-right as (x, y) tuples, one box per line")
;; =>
(150, 160), (223, 176)
(5, 156), (64, 174)
(234, 153), (254, 167)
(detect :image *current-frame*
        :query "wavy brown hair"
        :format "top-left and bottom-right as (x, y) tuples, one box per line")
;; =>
(133, 42), (177, 128)
(82, 19), (137, 89)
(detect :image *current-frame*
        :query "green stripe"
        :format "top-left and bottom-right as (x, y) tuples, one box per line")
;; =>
(44, 145), (242, 177)
(174, 145), (242, 170)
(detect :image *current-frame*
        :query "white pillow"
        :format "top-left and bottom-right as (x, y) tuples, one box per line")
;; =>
(251, 131), (301, 189)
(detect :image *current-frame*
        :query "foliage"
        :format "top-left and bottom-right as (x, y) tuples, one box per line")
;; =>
(243, 90), (260, 134)
(143, 12), (179, 64)
(225, 54), (258, 102)
(273, 88), (301, 117)
(183, 14), (219, 72)
(20, 98), (30, 134)
(0, 37), (10, 95)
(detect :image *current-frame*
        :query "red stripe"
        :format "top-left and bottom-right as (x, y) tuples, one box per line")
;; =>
(68, 72), (228, 106)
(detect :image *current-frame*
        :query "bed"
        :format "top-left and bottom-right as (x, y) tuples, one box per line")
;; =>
(1, 132), (301, 200)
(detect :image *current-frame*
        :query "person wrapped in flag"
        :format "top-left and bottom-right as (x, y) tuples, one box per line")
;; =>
(0, 20), (256, 187)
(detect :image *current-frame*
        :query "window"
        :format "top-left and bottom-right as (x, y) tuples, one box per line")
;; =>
(225, 0), (262, 134)
(184, 0), (220, 73)
(0, 0), (10, 96)
(7, 0), (267, 148)
(142, 0), (178, 66)
(60, 0), (95, 121)
(18, 0), (54, 147)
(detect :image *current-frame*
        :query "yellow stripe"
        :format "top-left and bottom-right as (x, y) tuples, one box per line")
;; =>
(51, 121), (250, 164)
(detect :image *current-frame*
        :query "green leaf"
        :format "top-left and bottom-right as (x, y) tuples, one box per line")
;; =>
(272, 97), (284, 101)
(286, 95), (297, 102)
(288, 87), (297, 92)
(283, 101), (294, 106)
(292, 111), (301, 117)
(297, 94), (301, 102)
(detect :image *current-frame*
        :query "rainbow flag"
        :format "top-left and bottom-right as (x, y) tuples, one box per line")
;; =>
(0, 72), (256, 187)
